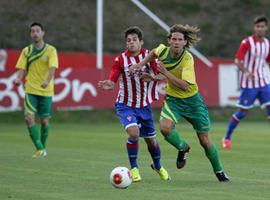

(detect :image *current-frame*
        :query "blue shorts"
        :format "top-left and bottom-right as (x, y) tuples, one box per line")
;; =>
(115, 103), (156, 138)
(236, 84), (270, 109)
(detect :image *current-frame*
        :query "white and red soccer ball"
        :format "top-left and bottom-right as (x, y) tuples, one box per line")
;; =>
(110, 166), (132, 189)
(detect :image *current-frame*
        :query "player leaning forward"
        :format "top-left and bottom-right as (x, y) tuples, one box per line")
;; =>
(98, 26), (170, 182)
(14, 22), (58, 158)
(130, 24), (229, 182)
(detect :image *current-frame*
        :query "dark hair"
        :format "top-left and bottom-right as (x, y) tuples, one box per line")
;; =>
(254, 15), (268, 25)
(30, 22), (44, 31)
(124, 26), (143, 40)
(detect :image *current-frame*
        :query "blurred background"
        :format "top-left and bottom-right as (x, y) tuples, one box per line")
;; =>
(1, 0), (270, 121)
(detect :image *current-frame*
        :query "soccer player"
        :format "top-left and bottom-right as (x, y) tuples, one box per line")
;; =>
(222, 15), (270, 150)
(14, 22), (58, 158)
(129, 24), (229, 182)
(98, 26), (170, 182)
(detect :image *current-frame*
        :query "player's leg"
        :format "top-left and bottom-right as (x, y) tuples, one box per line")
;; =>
(144, 137), (170, 180)
(186, 93), (229, 181)
(144, 137), (161, 170)
(223, 88), (258, 150)
(267, 105), (270, 124)
(115, 103), (141, 182)
(24, 93), (45, 157)
(139, 105), (162, 170)
(223, 108), (248, 149)
(196, 132), (229, 182)
(40, 118), (49, 149)
(258, 84), (270, 124)
(126, 126), (141, 182)
(160, 97), (190, 169)
(139, 105), (170, 180)
(160, 98), (187, 151)
(38, 96), (53, 149)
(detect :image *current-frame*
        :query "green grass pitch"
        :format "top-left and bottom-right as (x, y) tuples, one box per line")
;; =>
(0, 121), (270, 200)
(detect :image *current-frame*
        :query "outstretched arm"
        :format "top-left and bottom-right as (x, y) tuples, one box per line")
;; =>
(129, 50), (157, 75)
(140, 73), (166, 82)
(98, 80), (115, 90)
(99, 57), (121, 90)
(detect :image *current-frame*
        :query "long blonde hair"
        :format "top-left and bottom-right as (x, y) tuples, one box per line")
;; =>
(167, 24), (201, 48)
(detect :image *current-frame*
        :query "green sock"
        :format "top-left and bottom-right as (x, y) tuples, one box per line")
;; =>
(164, 129), (186, 151)
(27, 125), (44, 150)
(205, 144), (223, 172)
(41, 125), (49, 148)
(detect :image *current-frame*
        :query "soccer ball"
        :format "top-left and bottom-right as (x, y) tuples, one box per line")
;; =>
(110, 166), (132, 189)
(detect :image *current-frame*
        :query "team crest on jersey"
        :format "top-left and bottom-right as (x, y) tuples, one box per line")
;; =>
(127, 115), (132, 121)
(42, 54), (49, 61)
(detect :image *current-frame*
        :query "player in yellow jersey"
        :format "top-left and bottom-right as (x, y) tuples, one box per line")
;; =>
(14, 22), (58, 158)
(130, 24), (229, 182)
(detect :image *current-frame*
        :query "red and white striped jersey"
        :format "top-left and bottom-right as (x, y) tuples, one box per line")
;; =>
(109, 48), (159, 108)
(236, 35), (270, 88)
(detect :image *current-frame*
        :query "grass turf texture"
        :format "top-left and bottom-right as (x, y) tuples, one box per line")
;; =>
(0, 121), (269, 200)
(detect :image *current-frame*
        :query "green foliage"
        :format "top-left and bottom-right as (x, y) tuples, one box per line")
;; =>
(1, 0), (270, 57)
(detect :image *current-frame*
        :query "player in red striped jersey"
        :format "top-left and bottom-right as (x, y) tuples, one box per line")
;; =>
(223, 15), (270, 150)
(98, 26), (170, 182)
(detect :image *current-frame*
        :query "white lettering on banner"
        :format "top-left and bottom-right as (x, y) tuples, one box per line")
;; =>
(72, 80), (97, 102)
(0, 72), (20, 111)
(53, 68), (72, 102)
(53, 68), (97, 102)
(0, 68), (98, 112)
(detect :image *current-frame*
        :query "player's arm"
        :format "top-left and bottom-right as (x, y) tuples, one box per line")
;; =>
(235, 39), (253, 79)
(140, 59), (165, 82)
(14, 49), (27, 86)
(266, 43), (270, 67)
(98, 58), (121, 90)
(129, 50), (157, 75)
(140, 73), (166, 82)
(14, 69), (25, 86)
(235, 58), (253, 79)
(157, 61), (189, 90)
(41, 67), (56, 88)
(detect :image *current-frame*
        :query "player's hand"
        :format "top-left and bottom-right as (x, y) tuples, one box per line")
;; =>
(98, 80), (115, 90)
(157, 61), (167, 75)
(14, 78), (21, 86)
(129, 64), (142, 76)
(140, 73), (154, 82)
(245, 71), (254, 79)
(41, 80), (49, 88)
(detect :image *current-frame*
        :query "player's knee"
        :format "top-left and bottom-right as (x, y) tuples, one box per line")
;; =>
(40, 118), (49, 127)
(159, 123), (172, 136)
(126, 126), (139, 140)
(25, 115), (35, 127)
(198, 133), (212, 149)
(145, 137), (156, 147)
(236, 109), (248, 120)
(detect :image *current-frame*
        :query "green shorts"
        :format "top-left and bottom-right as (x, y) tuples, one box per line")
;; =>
(24, 93), (53, 118)
(161, 93), (211, 133)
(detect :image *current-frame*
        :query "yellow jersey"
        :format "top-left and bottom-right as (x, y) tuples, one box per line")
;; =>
(16, 43), (58, 96)
(154, 44), (198, 98)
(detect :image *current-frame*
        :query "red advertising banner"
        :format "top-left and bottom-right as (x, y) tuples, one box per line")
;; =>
(0, 50), (232, 112)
